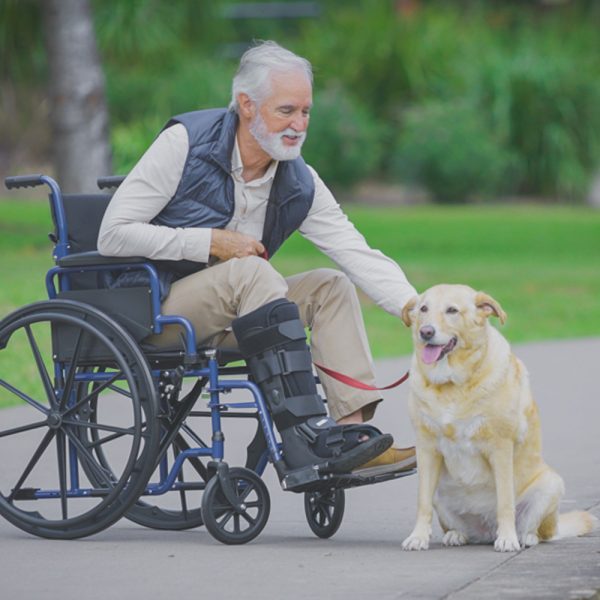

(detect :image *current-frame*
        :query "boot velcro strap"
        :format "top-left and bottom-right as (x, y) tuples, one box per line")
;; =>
(251, 350), (313, 383)
(270, 394), (327, 430)
(237, 319), (306, 356)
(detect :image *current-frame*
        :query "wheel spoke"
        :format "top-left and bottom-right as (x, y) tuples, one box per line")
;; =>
(62, 428), (116, 487)
(25, 324), (57, 407)
(0, 379), (49, 415)
(315, 507), (324, 526)
(240, 510), (256, 527)
(237, 481), (255, 503)
(62, 418), (135, 437)
(107, 383), (132, 398)
(59, 326), (87, 411)
(8, 429), (55, 502)
(173, 445), (189, 518)
(233, 513), (241, 533)
(56, 431), (68, 519)
(62, 372), (122, 418)
(0, 419), (47, 439)
(218, 508), (235, 529)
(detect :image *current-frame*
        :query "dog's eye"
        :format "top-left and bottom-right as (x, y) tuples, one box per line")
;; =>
(446, 307), (459, 314)
(420, 305), (428, 313)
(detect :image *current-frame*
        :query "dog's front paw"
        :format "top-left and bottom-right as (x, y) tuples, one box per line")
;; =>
(442, 530), (467, 547)
(522, 533), (539, 547)
(402, 534), (430, 551)
(494, 534), (521, 552)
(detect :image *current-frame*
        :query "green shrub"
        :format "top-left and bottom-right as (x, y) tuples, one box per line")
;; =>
(302, 86), (385, 188)
(390, 101), (520, 203)
(469, 48), (600, 200)
(302, 2), (600, 201)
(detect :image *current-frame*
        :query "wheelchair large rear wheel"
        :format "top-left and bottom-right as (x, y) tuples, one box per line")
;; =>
(0, 300), (159, 539)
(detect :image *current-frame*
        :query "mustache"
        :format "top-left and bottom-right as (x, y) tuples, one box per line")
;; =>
(279, 128), (306, 140)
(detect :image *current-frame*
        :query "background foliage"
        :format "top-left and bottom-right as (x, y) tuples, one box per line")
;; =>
(1, 0), (600, 202)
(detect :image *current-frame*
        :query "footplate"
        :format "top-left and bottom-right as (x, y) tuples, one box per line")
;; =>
(281, 466), (416, 493)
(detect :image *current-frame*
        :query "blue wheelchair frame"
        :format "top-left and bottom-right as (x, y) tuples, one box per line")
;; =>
(1, 173), (414, 543)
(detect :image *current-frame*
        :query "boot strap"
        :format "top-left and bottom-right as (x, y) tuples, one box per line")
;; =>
(237, 319), (306, 356)
(271, 393), (327, 429)
(250, 350), (313, 383)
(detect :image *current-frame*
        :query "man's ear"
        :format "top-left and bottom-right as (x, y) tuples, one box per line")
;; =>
(401, 296), (418, 327)
(475, 292), (507, 325)
(237, 92), (255, 119)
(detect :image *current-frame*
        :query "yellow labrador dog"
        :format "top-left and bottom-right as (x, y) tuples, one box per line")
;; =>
(401, 284), (596, 552)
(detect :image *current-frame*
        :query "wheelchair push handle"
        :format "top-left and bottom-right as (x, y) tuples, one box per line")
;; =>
(4, 174), (46, 190)
(97, 175), (125, 190)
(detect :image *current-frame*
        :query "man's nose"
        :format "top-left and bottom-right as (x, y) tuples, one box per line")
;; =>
(419, 325), (435, 341)
(291, 114), (309, 132)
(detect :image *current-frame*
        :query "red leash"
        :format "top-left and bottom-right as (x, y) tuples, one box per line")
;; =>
(314, 363), (409, 391)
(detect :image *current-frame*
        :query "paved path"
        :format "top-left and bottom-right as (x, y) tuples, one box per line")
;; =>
(0, 338), (599, 600)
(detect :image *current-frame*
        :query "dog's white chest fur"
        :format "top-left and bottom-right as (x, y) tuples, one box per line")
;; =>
(424, 411), (491, 488)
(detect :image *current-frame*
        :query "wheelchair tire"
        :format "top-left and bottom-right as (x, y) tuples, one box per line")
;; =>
(304, 488), (345, 539)
(201, 467), (270, 545)
(0, 300), (160, 539)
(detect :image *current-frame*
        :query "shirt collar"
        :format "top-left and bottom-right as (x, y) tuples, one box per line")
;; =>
(231, 135), (279, 185)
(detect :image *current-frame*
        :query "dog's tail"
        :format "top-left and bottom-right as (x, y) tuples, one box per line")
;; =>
(552, 511), (598, 540)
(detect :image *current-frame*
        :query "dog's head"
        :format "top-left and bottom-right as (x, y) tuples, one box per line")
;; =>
(401, 284), (506, 382)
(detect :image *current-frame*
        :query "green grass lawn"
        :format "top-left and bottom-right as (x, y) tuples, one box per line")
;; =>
(1, 199), (599, 404)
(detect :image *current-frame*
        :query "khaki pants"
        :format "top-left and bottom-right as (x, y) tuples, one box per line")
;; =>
(148, 256), (381, 421)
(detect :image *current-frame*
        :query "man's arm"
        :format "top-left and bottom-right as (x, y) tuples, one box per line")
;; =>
(98, 124), (264, 262)
(98, 124), (213, 262)
(299, 166), (417, 316)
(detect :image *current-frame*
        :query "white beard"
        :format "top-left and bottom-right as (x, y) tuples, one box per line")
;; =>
(250, 112), (306, 161)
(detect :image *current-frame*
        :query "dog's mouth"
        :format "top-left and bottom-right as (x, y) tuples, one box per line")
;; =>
(421, 337), (457, 364)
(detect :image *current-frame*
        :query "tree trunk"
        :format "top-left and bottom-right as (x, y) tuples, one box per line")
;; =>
(42, 0), (112, 193)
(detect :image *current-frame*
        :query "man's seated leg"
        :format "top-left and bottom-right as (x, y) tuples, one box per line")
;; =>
(285, 268), (416, 474)
(232, 298), (392, 473)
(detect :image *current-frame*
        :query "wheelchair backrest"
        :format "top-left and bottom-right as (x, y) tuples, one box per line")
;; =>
(59, 193), (112, 254)
(52, 193), (112, 290)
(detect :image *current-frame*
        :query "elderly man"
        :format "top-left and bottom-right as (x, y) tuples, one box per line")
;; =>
(98, 41), (416, 476)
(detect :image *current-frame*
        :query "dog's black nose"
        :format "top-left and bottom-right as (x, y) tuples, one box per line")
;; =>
(420, 325), (435, 341)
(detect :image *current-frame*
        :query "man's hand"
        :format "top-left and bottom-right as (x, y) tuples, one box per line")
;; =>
(210, 229), (266, 261)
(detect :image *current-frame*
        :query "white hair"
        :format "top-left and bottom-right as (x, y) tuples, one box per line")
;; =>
(229, 41), (313, 113)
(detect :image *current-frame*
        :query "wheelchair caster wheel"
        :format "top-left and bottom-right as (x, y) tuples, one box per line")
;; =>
(304, 488), (345, 538)
(201, 467), (270, 545)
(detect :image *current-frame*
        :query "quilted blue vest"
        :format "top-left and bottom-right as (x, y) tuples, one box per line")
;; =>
(112, 108), (315, 299)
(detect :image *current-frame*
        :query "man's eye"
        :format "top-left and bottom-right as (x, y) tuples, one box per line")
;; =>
(446, 307), (459, 314)
(420, 305), (428, 313)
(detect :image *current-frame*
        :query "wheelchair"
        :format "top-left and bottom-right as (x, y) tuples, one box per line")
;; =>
(0, 173), (415, 544)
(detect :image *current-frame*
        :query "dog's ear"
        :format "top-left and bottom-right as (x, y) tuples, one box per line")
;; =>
(401, 296), (418, 327)
(475, 292), (507, 325)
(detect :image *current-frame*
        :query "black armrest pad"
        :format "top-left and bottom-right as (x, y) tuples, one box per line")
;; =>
(57, 251), (146, 267)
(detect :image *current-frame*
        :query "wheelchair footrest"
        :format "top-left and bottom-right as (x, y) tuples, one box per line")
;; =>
(280, 465), (322, 491)
(281, 465), (416, 493)
(328, 467), (417, 490)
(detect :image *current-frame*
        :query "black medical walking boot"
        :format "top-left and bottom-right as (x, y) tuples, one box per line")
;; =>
(232, 299), (392, 475)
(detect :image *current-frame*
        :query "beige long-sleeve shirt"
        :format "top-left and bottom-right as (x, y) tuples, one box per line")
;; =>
(98, 123), (416, 316)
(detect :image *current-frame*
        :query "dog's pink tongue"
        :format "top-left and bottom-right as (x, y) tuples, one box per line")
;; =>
(422, 344), (444, 364)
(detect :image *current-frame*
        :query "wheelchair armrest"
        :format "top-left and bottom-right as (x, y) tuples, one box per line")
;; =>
(56, 251), (147, 267)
